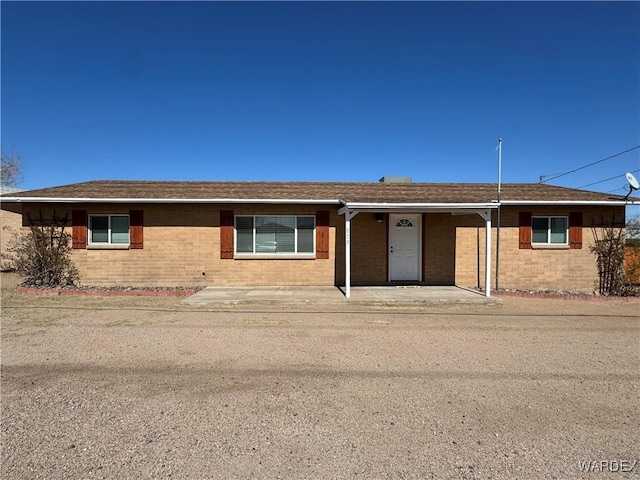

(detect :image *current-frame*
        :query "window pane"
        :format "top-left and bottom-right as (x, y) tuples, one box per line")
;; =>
(550, 217), (567, 244)
(90, 216), (109, 243)
(111, 216), (130, 244)
(532, 217), (549, 243)
(256, 217), (277, 253)
(274, 217), (295, 253)
(236, 216), (254, 253)
(297, 217), (314, 253)
(396, 218), (413, 227)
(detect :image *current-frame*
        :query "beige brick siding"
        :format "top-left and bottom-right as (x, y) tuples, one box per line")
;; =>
(423, 213), (456, 285)
(213, 205), (337, 286)
(336, 207), (624, 292)
(334, 213), (460, 285)
(0, 204), (23, 270)
(455, 206), (626, 292)
(333, 212), (387, 284)
(17, 203), (625, 292)
(21, 203), (337, 287)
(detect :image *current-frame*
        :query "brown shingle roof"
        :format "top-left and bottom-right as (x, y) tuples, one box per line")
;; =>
(0, 180), (633, 204)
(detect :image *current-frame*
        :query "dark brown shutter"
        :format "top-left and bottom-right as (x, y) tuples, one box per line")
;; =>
(220, 210), (234, 259)
(316, 210), (330, 259)
(569, 212), (583, 249)
(519, 211), (532, 249)
(72, 210), (87, 249)
(129, 210), (144, 249)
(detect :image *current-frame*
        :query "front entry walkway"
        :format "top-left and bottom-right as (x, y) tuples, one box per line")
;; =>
(182, 285), (499, 306)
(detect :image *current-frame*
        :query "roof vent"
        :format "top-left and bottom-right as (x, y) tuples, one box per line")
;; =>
(378, 176), (412, 183)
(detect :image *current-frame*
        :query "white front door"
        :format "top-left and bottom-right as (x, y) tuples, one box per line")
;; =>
(389, 214), (421, 281)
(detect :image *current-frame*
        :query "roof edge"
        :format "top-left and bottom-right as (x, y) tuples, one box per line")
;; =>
(0, 197), (341, 205)
(1, 197), (635, 206)
(340, 202), (499, 209)
(500, 200), (638, 206)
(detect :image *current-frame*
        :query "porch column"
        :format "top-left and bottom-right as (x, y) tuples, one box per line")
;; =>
(344, 210), (358, 299)
(345, 209), (351, 298)
(480, 210), (492, 297)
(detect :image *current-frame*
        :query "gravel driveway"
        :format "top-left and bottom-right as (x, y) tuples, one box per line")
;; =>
(1, 274), (639, 479)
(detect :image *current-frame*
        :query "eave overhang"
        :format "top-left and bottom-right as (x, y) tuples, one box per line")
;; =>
(338, 202), (499, 215)
(1, 197), (635, 208)
(0, 197), (340, 205)
(499, 200), (638, 206)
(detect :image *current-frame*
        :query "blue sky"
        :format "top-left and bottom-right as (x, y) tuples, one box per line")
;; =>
(2, 1), (639, 203)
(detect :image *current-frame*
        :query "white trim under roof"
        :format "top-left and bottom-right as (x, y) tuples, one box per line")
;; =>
(338, 203), (499, 215)
(2, 198), (633, 207)
(0, 197), (340, 205)
(500, 200), (638, 206)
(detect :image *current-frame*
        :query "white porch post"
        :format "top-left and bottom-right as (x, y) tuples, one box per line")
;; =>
(345, 210), (351, 298)
(342, 209), (359, 299)
(483, 210), (492, 297)
(475, 210), (492, 297)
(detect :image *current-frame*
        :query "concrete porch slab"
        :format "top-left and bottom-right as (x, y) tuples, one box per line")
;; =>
(182, 285), (499, 306)
(348, 286), (499, 305)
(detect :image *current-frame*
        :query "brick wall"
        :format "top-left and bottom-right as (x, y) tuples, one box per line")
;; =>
(336, 212), (387, 284)
(21, 203), (337, 287)
(17, 203), (625, 292)
(423, 213), (456, 284)
(0, 204), (23, 270)
(335, 212), (462, 285)
(213, 205), (336, 286)
(455, 206), (626, 292)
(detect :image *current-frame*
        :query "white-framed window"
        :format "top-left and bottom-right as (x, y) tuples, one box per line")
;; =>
(532, 216), (568, 245)
(235, 215), (315, 255)
(89, 214), (130, 245)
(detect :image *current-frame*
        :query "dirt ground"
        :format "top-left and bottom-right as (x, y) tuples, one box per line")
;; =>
(1, 272), (639, 479)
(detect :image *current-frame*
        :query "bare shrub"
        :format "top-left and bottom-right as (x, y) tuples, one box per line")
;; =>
(590, 220), (634, 296)
(7, 211), (79, 287)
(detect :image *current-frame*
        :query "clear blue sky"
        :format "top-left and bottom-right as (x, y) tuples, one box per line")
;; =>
(2, 2), (639, 202)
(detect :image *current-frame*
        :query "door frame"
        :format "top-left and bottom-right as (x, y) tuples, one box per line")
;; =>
(388, 213), (422, 282)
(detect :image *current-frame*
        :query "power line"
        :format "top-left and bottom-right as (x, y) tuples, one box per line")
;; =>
(578, 168), (640, 189)
(539, 145), (640, 183)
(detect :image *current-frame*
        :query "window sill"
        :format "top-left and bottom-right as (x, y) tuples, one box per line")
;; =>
(234, 254), (316, 260)
(87, 244), (130, 250)
(531, 244), (569, 250)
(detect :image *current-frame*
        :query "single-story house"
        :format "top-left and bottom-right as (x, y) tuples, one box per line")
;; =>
(1, 178), (636, 297)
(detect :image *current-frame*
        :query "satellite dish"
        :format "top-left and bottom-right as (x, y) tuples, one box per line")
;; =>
(624, 172), (639, 200)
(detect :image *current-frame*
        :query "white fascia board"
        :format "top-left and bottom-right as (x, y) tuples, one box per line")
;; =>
(338, 202), (498, 215)
(500, 200), (637, 206)
(0, 197), (340, 205)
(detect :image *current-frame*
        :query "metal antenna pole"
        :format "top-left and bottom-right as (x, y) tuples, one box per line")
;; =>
(495, 138), (503, 291)
(497, 138), (503, 202)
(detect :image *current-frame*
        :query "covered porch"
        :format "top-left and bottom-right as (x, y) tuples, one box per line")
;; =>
(338, 202), (499, 298)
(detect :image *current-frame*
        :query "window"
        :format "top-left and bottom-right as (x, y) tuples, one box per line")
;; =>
(235, 216), (315, 255)
(395, 218), (414, 228)
(532, 216), (568, 245)
(89, 215), (130, 245)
